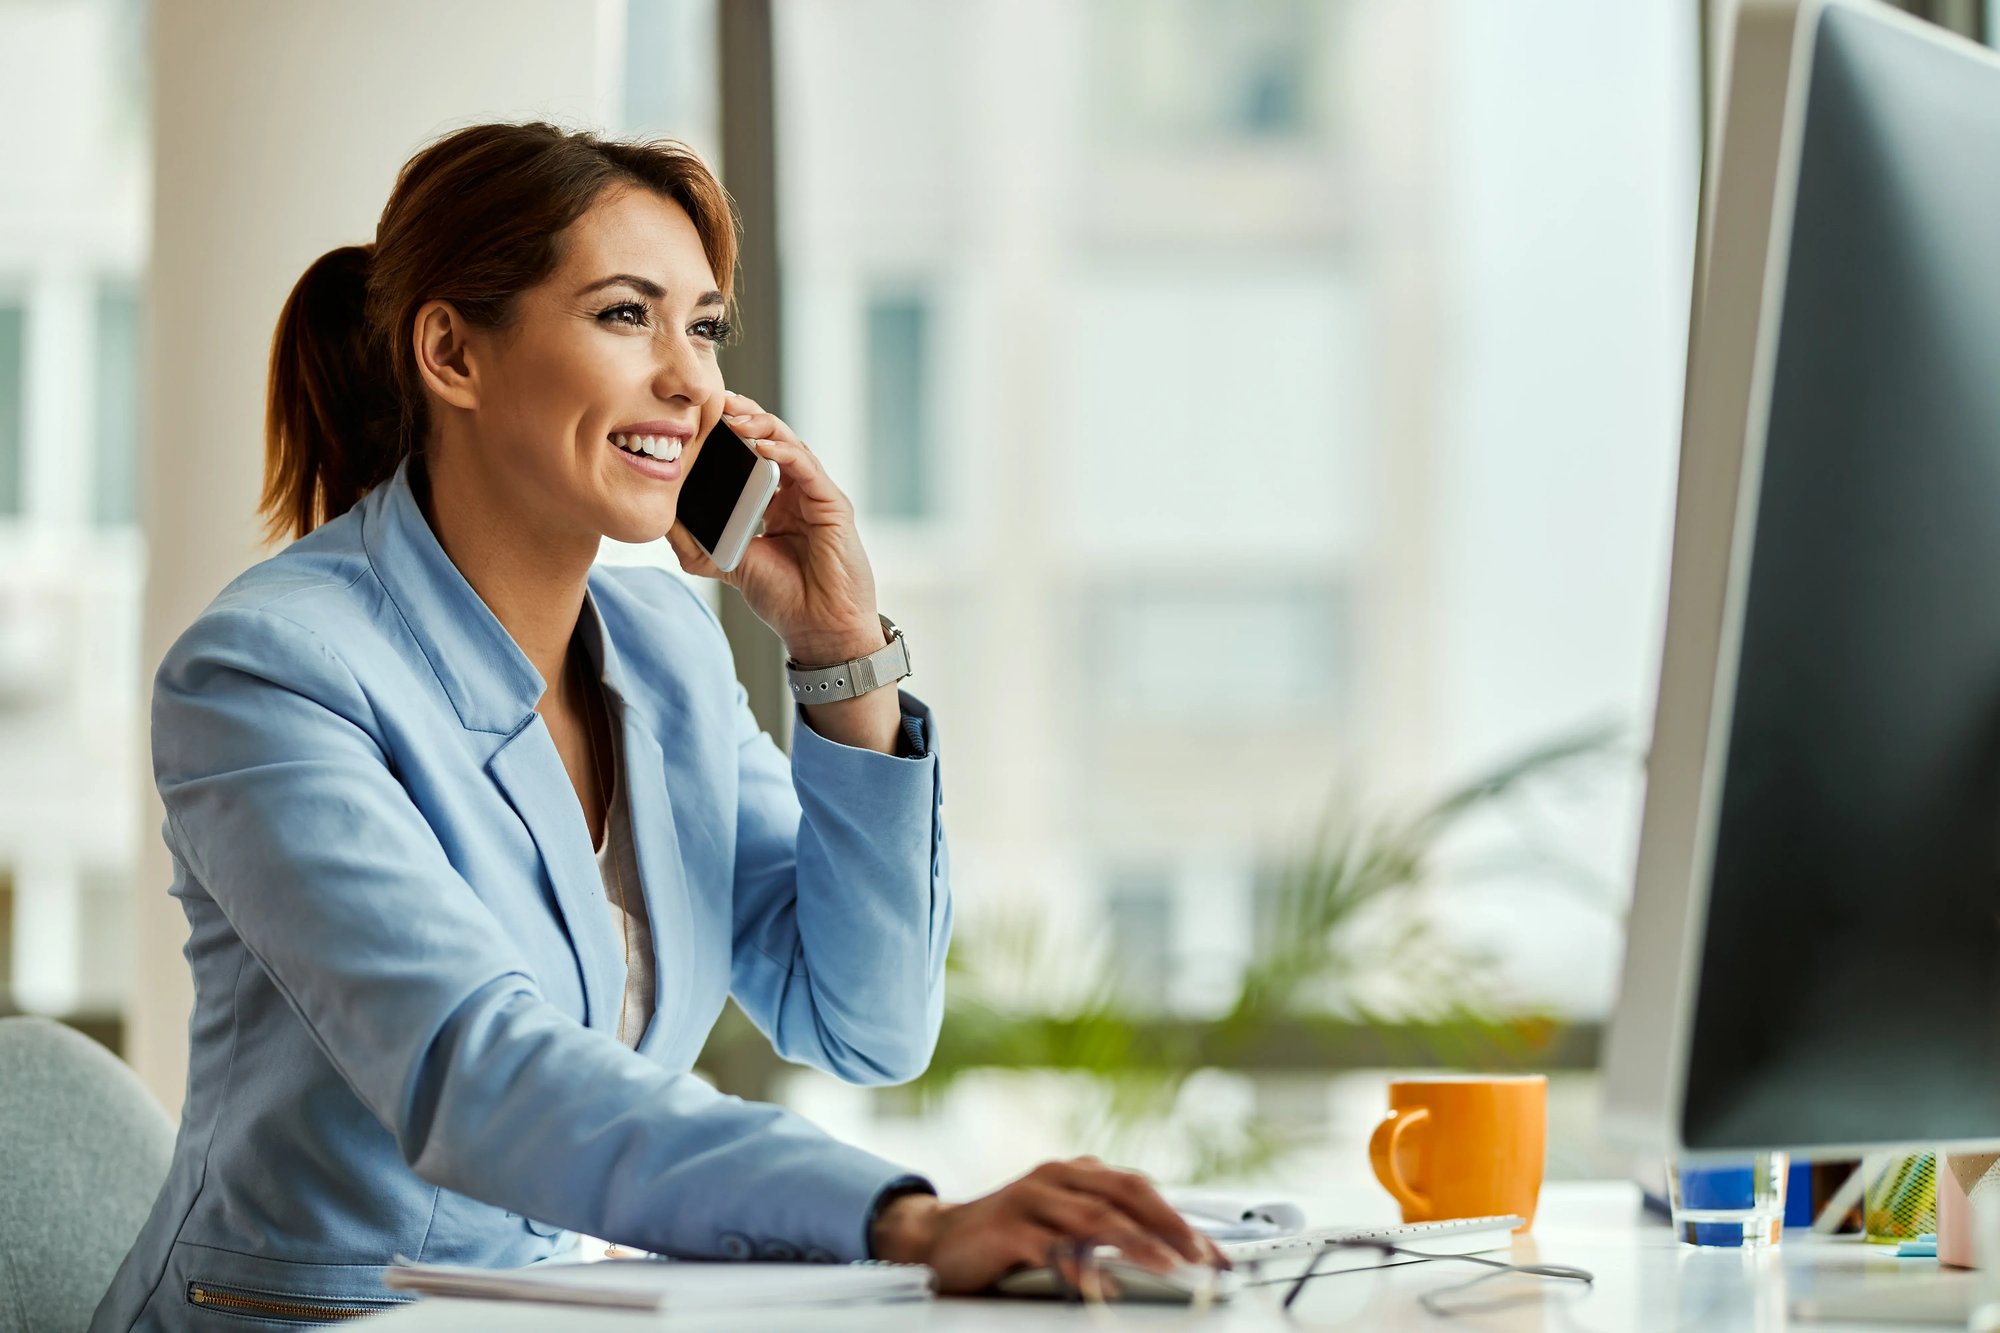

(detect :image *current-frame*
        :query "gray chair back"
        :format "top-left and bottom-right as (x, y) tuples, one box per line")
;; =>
(0, 1017), (172, 1333)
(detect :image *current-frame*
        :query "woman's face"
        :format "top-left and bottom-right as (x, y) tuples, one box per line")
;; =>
(447, 186), (731, 546)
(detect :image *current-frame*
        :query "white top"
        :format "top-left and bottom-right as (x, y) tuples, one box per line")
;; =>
(591, 701), (654, 1049)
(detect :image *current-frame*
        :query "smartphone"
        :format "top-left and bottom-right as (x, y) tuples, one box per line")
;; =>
(678, 417), (781, 573)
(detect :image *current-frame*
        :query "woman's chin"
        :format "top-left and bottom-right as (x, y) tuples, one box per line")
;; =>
(599, 503), (678, 547)
(604, 522), (675, 546)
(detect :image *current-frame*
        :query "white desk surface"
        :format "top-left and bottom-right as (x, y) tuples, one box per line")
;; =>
(362, 1182), (1988, 1331)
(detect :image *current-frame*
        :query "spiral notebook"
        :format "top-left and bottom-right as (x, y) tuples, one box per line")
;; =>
(385, 1257), (933, 1313)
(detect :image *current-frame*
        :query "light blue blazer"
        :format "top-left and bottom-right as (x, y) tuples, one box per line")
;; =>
(94, 459), (951, 1329)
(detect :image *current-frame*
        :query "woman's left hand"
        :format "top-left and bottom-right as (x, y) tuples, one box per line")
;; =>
(667, 391), (884, 666)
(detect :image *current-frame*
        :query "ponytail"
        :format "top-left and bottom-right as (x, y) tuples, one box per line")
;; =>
(261, 243), (403, 542)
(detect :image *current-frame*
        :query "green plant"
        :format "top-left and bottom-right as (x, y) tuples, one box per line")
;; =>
(906, 720), (1631, 1180)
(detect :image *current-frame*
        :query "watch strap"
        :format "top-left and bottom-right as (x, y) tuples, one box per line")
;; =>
(787, 614), (912, 703)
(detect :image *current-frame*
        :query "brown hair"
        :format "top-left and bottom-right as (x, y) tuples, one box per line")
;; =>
(260, 122), (738, 541)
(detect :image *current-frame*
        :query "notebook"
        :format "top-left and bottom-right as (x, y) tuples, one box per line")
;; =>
(384, 1257), (933, 1313)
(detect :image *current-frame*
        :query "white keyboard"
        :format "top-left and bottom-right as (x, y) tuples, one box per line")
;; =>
(1222, 1213), (1523, 1262)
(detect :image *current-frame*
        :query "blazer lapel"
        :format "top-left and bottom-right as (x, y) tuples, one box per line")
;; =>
(486, 717), (625, 1034)
(581, 577), (703, 1060)
(618, 718), (697, 1059)
(360, 461), (626, 1034)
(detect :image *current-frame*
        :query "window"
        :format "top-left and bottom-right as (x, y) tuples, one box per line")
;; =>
(765, 0), (1699, 1184)
(1087, 581), (1346, 726)
(1103, 865), (1174, 1011)
(0, 302), (22, 519)
(1060, 266), (1366, 562)
(864, 291), (933, 521)
(621, 0), (718, 156)
(94, 282), (140, 528)
(1088, 0), (1333, 148)
(0, 0), (151, 1034)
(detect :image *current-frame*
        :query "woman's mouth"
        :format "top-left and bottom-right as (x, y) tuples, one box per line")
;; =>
(609, 432), (684, 481)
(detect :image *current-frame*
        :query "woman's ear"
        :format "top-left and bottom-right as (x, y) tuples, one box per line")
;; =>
(412, 299), (478, 411)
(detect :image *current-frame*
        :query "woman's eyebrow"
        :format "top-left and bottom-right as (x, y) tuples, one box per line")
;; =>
(575, 273), (725, 308)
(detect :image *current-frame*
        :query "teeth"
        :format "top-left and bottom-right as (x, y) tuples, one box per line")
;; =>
(611, 433), (683, 462)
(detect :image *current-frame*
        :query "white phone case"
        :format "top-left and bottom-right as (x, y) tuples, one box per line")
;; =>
(703, 456), (782, 573)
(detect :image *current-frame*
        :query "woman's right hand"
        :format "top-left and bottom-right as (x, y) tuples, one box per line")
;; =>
(869, 1157), (1228, 1295)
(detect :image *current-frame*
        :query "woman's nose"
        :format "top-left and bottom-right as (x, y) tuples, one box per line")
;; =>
(650, 338), (719, 403)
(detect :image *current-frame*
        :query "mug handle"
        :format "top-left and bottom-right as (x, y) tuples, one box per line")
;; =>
(1369, 1107), (1433, 1218)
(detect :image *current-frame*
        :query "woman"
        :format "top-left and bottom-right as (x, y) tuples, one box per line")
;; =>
(95, 123), (1213, 1329)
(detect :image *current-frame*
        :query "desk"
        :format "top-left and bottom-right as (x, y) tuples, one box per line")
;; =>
(362, 1182), (1986, 1331)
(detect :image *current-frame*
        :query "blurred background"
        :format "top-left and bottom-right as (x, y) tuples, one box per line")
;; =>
(0, 0), (1982, 1205)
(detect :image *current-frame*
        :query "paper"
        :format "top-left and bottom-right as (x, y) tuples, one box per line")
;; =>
(1167, 1191), (1306, 1242)
(385, 1257), (933, 1313)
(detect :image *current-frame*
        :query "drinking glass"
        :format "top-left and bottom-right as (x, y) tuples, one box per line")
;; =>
(1666, 1153), (1789, 1248)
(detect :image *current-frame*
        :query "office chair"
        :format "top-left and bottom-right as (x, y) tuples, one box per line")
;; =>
(0, 1017), (171, 1333)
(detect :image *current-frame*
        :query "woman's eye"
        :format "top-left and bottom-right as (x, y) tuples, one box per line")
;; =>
(597, 302), (649, 328)
(691, 317), (737, 346)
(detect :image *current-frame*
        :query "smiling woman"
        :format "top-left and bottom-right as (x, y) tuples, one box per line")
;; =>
(90, 123), (1217, 1331)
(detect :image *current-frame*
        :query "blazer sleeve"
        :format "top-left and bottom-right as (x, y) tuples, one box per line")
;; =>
(152, 605), (921, 1260)
(724, 675), (953, 1086)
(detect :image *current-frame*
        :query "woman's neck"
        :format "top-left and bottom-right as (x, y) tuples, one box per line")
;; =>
(414, 450), (599, 712)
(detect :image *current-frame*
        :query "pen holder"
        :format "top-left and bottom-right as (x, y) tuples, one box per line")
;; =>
(1863, 1152), (1938, 1245)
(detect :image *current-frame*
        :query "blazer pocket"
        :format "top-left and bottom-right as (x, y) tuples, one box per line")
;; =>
(171, 1242), (409, 1326)
(185, 1277), (404, 1324)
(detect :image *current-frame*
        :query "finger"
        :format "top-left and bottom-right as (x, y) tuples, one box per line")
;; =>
(992, 1222), (1066, 1291)
(743, 434), (847, 509)
(720, 409), (804, 450)
(1097, 1229), (1181, 1276)
(1050, 1245), (1088, 1299)
(666, 522), (726, 581)
(1027, 1186), (1178, 1275)
(719, 395), (819, 458)
(1065, 1252), (1121, 1303)
(1055, 1161), (1194, 1248)
(1049, 1162), (1211, 1267)
(1036, 1233), (1113, 1301)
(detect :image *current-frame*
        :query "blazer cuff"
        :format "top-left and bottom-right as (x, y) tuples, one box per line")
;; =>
(696, 1149), (931, 1263)
(791, 690), (940, 788)
(862, 1174), (940, 1260)
(792, 689), (935, 759)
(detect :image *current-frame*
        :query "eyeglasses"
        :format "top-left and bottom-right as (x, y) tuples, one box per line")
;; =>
(1260, 1236), (1595, 1318)
(1046, 1234), (1595, 1324)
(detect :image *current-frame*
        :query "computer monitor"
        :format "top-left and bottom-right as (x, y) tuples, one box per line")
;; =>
(1603, 0), (2000, 1158)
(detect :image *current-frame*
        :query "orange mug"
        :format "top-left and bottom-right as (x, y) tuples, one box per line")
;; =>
(1368, 1074), (1546, 1231)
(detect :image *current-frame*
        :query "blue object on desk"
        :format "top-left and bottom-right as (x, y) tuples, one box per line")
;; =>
(1681, 1164), (1757, 1209)
(1786, 1160), (1814, 1227)
(1670, 1158), (1788, 1248)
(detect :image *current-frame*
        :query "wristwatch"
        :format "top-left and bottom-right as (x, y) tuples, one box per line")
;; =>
(786, 614), (912, 703)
